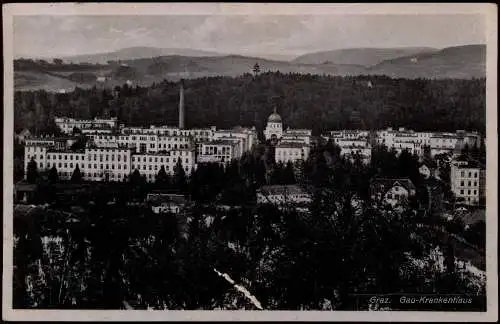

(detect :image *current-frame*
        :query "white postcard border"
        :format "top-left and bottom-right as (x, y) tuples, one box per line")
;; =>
(2, 3), (498, 322)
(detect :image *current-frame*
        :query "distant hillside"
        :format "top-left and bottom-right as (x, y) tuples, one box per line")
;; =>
(366, 44), (486, 79)
(13, 44), (486, 92)
(292, 47), (438, 66)
(60, 47), (224, 64)
(123, 55), (321, 77)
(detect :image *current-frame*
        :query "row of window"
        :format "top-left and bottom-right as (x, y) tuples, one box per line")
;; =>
(26, 154), (44, 161)
(86, 149), (129, 153)
(203, 148), (232, 155)
(124, 130), (210, 137)
(136, 143), (190, 150)
(44, 162), (130, 171)
(459, 189), (478, 196)
(28, 153), (193, 165)
(46, 154), (85, 161)
(459, 180), (478, 187)
(133, 166), (190, 173)
(41, 160), (195, 171)
(86, 164), (129, 170)
(46, 153), (129, 163)
(460, 171), (479, 178)
(46, 162), (83, 169)
(276, 150), (302, 156)
(132, 156), (191, 163)
(56, 171), (128, 180)
(121, 136), (192, 142)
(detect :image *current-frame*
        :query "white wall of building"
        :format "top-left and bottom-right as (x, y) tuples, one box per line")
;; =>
(450, 161), (481, 205)
(264, 122), (283, 140)
(55, 117), (118, 134)
(275, 144), (310, 164)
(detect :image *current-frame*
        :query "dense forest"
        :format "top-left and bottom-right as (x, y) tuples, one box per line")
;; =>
(14, 73), (485, 136)
(14, 58), (106, 71)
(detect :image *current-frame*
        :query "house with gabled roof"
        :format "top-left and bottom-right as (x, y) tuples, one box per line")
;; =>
(369, 177), (417, 207)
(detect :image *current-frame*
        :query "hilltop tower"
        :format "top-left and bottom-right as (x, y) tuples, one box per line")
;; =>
(179, 81), (185, 129)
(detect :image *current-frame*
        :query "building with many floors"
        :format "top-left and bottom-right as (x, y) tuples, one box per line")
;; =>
(25, 136), (195, 183)
(450, 156), (484, 206)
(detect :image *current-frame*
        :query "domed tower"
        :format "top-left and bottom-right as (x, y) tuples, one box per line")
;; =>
(264, 105), (283, 141)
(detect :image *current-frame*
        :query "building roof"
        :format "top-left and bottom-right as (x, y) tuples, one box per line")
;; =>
(370, 177), (417, 195)
(258, 185), (308, 196)
(339, 143), (371, 149)
(268, 107), (282, 123)
(146, 193), (187, 205)
(452, 155), (484, 169)
(17, 129), (32, 136)
(47, 149), (86, 154)
(431, 133), (459, 139)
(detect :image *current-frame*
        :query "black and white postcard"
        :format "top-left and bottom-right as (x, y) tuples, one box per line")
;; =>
(2, 3), (498, 322)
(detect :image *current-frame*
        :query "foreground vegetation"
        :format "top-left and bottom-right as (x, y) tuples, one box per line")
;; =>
(14, 143), (486, 310)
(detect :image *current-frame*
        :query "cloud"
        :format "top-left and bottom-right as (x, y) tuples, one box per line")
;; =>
(13, 14), (486, 58)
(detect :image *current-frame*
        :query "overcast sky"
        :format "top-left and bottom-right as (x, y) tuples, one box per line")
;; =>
(13, 14), (486, 59)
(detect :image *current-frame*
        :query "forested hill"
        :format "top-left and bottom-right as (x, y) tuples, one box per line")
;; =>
(14, 73), (486, 136)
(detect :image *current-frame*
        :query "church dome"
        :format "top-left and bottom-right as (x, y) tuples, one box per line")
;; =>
(268, 106), (282, 123)
(268, 112), (282, 123)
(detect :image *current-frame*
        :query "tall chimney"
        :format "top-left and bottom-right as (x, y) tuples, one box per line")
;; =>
(178, 80), (185, 129)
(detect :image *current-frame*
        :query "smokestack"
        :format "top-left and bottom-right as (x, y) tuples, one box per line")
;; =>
(179, 80), (185, 129)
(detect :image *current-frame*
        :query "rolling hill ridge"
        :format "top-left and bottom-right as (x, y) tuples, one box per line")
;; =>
(14, 45), (486, 92)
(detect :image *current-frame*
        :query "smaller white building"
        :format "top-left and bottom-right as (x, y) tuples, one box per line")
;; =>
(197, 140), (240, 166)
(256, 185), (312, 205)
(146, 193), (187, 214)
(370, 177), (417, 207)
(275, 142), (310, 164)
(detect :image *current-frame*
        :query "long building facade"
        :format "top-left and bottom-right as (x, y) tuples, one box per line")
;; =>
(24, 86), (258, 182)
(375, 127), (481, 157)
(321, 127), (482, 164)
